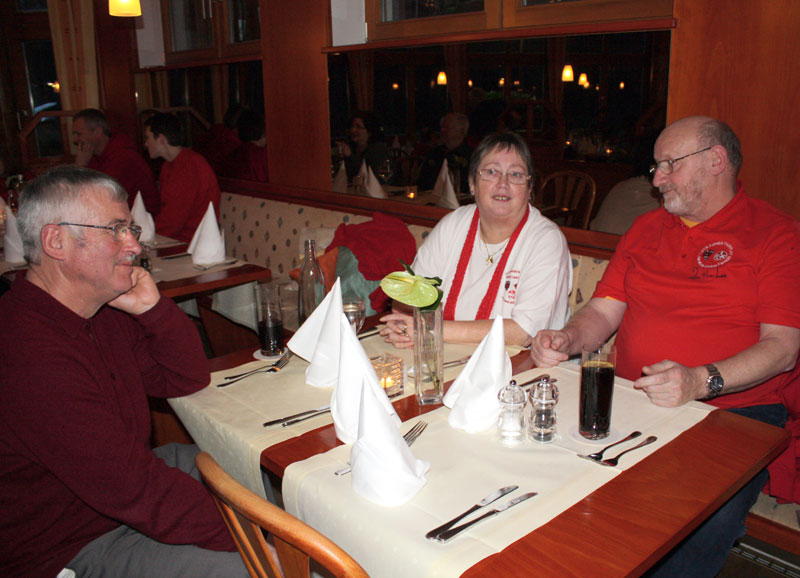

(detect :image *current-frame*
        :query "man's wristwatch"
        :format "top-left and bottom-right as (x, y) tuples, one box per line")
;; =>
(704, 364), (724, 399)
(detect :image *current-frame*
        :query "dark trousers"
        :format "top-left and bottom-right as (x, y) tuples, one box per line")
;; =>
(645, 404), (788, 578)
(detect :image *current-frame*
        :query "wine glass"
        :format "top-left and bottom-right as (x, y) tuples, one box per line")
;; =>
(343, 297), (366, 333)
(377, 159), (393, 184)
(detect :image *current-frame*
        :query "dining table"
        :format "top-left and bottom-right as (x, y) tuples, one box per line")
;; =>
(185, 335), (790, 577)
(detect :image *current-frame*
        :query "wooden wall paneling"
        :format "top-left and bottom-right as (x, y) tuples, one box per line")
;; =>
(667, 0), (800, 220)
(260, 0), (331, 191)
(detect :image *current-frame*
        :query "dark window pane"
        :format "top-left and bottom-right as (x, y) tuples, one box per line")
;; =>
(16, 0), (48, 12)
(381, 0), (483, 22)
(22, 40), (62, 157)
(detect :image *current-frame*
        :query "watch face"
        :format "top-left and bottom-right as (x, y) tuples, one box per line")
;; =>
(708, 375), (724, 394)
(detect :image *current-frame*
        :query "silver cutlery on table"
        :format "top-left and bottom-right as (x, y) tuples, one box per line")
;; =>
(334, 420), (428, 476)
(577, 431), (642, 462)
(161, 252), (191, 260)
(282, 408), (331, 427)
(217, 352), (292, 387)
(600, 435), (658, 467)
(425, 485), (519, 540)
(435, 492), (538, 543)
(357, 328), (381, 340)
(263, 403), (329, 428)
(193, 259), (238, 271)
(224, 350), (292, 381)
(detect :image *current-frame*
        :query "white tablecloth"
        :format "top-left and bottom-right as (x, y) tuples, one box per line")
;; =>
(282, 364), (713, 577)
(169, 334), (485, 498)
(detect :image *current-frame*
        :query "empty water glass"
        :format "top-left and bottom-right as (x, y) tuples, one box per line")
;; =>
(342, 296), (366, 333)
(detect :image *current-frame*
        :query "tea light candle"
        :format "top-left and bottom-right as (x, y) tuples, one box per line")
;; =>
(371, 353), (404, 397)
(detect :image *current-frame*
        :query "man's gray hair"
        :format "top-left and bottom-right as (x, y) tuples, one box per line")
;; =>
(697, 119), (743, 174)
(18, 165), (127, 264)
(74, 108), (112, 137)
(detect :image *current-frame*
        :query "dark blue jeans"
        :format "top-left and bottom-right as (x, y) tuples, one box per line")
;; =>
(644, 404), (787, 578)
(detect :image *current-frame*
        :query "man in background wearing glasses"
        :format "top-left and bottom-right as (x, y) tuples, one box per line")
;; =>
(530, 116), (800, 576)
(0, 166), (246, 577)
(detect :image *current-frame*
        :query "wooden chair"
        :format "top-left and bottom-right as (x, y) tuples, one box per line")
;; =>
(195, 452), (369, 578)
(536, 170), (597, 229)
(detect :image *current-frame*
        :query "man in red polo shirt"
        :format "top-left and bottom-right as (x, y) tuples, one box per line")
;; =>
(73, 108), (160, 215)
(530, 116), (800, 577)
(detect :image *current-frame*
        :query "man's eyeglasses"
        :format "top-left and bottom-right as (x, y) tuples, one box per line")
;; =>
(58, 222), (143, 242)
(477, 168), (531, 186)
(649, 146), (712, 177)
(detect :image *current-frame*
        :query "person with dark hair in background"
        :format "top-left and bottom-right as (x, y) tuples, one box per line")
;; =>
(0, 166), (246, 577)
(195, 103), (244, 174)
(73, 108), (160, 215)
(143, 112), (221, 243)
(221, 109), (268, 182)
(338, 110), (391, 183)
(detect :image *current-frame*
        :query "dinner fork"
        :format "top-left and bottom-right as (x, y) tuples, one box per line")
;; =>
(223, 350), (292, 381)
(600, 435), (658, 467)
(192, 259), (238, 271)
(217, 352), (292, 387)
(334, 420), (428, 476)
(577, 431), (642, 462)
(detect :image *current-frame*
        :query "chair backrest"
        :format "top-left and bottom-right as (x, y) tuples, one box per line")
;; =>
(536, 170), (597, 229)
(195, 452), (369, 578)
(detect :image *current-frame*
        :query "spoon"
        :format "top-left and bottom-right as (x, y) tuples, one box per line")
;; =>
(577, 431), (642, 462)
(600, 435), (658, 467)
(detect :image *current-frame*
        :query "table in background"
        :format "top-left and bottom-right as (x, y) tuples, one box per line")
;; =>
(246, 351), (788, 577)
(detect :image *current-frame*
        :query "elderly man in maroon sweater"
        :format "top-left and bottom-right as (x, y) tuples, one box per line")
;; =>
(0, 167), (245, 577)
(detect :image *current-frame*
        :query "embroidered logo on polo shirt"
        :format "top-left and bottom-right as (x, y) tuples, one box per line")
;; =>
(697, 241), (733, 268)
(502, 270), (521, 304)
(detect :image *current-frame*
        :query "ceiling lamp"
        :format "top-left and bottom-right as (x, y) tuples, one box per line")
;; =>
(578, 73), (589, 87)
(561, 65), (574, 82)
(109, 0), (141, 16)
(437, 71), (447, 85)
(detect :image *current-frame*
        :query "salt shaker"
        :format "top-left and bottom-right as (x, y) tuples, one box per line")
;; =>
(497, 380), (526, 445)
(529, 375), (559, 443)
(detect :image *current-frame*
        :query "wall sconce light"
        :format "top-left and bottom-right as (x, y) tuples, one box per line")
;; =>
(578, 73), (589, 87)
(392, 82), (399, 90)
(109, 0), (141, 16)
(561, 65), (574, 82)
(619, 81), (625, 90)
(437, 71), (447, 85)
(468, 79), (473, 87)
(498, 77), (505, 87)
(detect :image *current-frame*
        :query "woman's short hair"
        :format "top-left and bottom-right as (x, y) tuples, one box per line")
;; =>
(18, 165), (126, 264)
(468, 131), (535, 190)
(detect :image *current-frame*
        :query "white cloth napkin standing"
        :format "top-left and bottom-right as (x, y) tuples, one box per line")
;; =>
(287, 278), (343, 389)
(351, 383), (429, 506)
(357, 159), (368, 187)
(435, 159), (459, 210)
(332, 312), (400, 443)
(3, 207), (24, 263)
(443, 316), (512, 433)
(332, 160), (347, 193)
(130, 191), (156, 243)
(364, 165), (388, 199)
(188, 202), (225, 265)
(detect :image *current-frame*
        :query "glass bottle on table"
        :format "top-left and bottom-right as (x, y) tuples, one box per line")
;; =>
(297, 239), (326, 324)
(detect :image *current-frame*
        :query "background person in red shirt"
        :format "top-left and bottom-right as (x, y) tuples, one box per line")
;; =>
(144, 112), (221, 243)
(530, 116), (800, 578)
(73, 108), (160, 216)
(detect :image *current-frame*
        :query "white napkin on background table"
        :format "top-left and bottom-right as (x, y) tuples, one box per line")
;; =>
(332, 160), (347, 193)
(131, 191), (156, 243)
(351, 383), (428, 506)
(332, 313), (400, 443)
(443, 316), (512, 432)
(188, 202), (225, 265)
(364, 165), (388, 199)
(3, 208), (24, 263)
(435, 159), (460, 209)
(287, 278), (343, 389)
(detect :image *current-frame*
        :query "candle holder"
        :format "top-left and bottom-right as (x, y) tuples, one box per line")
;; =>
(371, 353), (404, 398)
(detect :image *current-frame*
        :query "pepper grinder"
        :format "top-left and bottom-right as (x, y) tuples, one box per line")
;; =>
(497, 379), (526, 445)
(529, 375), (559, 443)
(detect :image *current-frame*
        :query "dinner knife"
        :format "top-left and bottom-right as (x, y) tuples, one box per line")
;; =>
(425, 485), (519, 540)
(435, 492), (538, 543)
(263, 405), (330, 428)
(282, 408), (331, 427)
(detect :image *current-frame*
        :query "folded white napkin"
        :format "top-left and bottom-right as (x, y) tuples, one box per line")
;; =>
(332, 160), (347, 193)
(130, 191), (156, 243)
(3, 208), (24, 264)
(437, 166), (459, 210)
(357, 160), (368, 188)
(332, 312), (400, 443)
(364, 165), (388, 199)
(443, 316), (512, 433)
(351, 384), (429, 506)
(287, 278), (343, 389)
(188, 202), (225, 265)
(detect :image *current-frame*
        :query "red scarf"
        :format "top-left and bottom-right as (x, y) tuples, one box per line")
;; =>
(443, 206), (529, 321)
